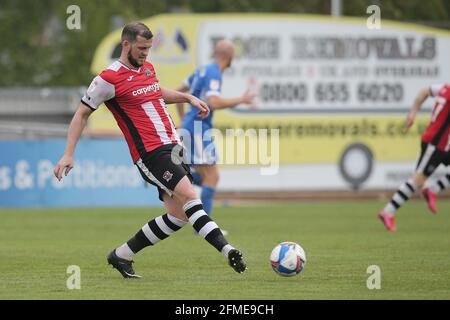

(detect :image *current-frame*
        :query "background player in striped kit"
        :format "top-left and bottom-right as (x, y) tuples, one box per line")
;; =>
(53, 22), (246, 278)
(175, 39), (255, 232)
(378, 83), (450, 231)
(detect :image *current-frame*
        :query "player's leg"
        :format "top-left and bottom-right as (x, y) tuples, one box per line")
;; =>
(136, 144), (245, 273)
(114, 192), (187, 258)
(195, 164), (228, 234)
(107, 147), (190, 278)
(382, 172), (426, 216)
(195, 164), (219, 216)
(421, 155), (450, 213)
(172, 176), (246, 273)
(428, 170), (450, 194)
(181, 128), (203, 186)
(379, 143), (442, 231)
(378, 173), (424, 232)
(190, 167), (202, 186)
(187, 128), (228, 232)
(107, 197), (188, 279)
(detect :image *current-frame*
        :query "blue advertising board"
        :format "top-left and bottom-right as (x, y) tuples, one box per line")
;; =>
(0, 139), (160, 208)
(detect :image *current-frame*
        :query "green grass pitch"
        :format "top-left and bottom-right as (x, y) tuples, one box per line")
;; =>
(0, 201), (449, 299)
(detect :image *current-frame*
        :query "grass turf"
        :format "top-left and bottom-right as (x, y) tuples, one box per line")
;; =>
(0, 200), (449, 299)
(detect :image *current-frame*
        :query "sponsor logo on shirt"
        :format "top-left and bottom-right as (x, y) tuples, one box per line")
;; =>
(132, 82), (161, 96)
(209, 79), (220, 91)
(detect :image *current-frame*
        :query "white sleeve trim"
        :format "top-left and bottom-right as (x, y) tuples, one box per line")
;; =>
(205, 91), (220, 97)
(430, 84), (444, 97)
(81, 76), (115, 110)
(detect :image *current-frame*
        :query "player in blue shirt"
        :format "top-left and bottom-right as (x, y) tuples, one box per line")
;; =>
(176, 40), (255, 228)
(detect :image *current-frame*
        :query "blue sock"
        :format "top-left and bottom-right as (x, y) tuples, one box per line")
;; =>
(191, 171), (202, 186)
(201, 186), (216, 216)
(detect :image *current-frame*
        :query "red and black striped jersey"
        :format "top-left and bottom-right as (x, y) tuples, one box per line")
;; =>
(81, 61), (180, 162)
(422, 84), (450, 152)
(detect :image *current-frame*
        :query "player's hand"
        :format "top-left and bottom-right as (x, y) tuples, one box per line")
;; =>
(241, 89), (256, 105)
(54, 155), (74, 181)
(189, 96), (210, 119)
(403, 111), (416, 133)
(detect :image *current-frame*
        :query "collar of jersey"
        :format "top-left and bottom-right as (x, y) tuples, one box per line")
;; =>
(117, 60), (141, 73)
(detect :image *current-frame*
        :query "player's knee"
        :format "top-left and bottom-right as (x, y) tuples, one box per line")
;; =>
(182, 190), (198, 204)
(174, 185), (198, 205)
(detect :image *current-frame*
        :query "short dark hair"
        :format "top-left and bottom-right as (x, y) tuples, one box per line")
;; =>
(121, 22), (153, 43)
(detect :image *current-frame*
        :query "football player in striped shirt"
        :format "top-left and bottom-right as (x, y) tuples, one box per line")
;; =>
(54, 23), (247, 278)
(379, 83), (450, 231)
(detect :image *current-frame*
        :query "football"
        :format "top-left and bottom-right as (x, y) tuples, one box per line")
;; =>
(270, 242), (306, 276)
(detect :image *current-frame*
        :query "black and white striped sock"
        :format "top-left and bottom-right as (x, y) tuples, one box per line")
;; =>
(183, 199), (233, 257)
(116, 213), (187, 260)
(384, 179), (417, 216)
(431, 174), (450, 193)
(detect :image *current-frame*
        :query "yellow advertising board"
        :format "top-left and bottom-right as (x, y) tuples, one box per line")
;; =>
(88, 13), (450, 168)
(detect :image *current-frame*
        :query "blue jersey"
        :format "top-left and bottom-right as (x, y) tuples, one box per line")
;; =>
(181, 63), (222, 165)
(181, 63), (222, 132)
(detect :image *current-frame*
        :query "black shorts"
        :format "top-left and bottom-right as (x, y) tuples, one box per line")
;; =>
(416, 142), (449, 177)
(136, 144), (193, 201)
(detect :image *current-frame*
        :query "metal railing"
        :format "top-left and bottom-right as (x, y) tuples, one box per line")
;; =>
(0, 87), (84, 115)
(0, 87), (85, 139)
(0, 120), (69, 140)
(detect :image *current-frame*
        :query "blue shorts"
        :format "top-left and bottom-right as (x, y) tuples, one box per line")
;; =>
(181, 130), (218, 165)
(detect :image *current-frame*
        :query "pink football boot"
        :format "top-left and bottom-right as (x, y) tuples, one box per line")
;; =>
(378, 210), (397, 232)
(422, 188), (438, 214)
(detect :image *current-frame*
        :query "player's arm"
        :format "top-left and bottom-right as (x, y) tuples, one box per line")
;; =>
(404, 86), (433, 132)
(54, 75), (114, 180)
(161, 87), (209, 118)
(204, 71), (255, 110)
(53, 104), (93, 181)
(207, 89), (255, 111)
